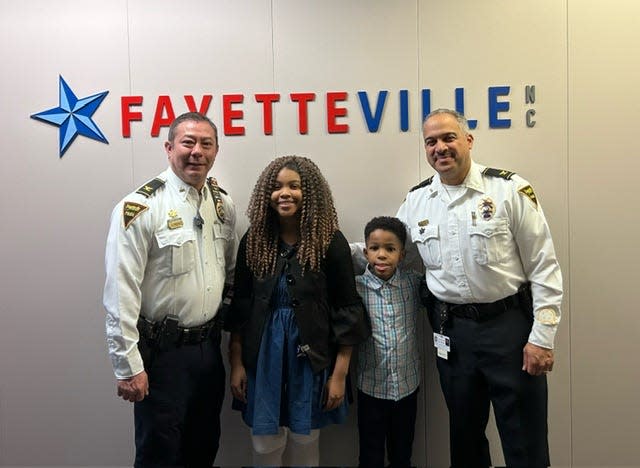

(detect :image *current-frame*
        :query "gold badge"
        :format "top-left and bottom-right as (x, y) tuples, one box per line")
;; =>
(166, 209), (183, 229)
(518, 185), (538, 208)
(418, 219), (429, 227)
(478, 197), (496, 221)
(167, 218), (184, 230)
(123, 202), (148, 229)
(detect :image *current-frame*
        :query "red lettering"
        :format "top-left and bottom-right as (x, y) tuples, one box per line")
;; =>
(151, 96), (176, 137)
(255, 93), (280, 135)
(290, 93), (316, 134)
(121, 96), (143, 138)
(223, 94), (245, 136)
(327, 92), (348, 133)
(184, 95), (213, 115)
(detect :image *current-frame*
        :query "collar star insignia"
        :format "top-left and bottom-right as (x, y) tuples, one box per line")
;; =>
(31, 75), (109, 157)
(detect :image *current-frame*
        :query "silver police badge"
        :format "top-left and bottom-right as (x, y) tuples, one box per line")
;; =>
(478, 197), (496, 221)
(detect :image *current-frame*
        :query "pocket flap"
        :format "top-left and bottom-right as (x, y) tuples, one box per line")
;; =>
(155, 229), (195, 248)
(468, 218), (509, 238)
(411, 225), (439, 243)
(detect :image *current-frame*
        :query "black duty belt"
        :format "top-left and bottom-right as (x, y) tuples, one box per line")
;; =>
(439, 284), (531, 322)
(137, 315), (220, 347)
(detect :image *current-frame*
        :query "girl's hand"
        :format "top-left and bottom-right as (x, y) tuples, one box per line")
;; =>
(230, 363), (248, 403)
(323, 374), (346, 411)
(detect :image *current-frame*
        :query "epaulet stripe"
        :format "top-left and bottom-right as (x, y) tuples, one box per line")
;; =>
(409, 176), (434, 192)
(482, 168), (516, 180)
(207, 177), (226, 224)
(135, 178), (165, 198)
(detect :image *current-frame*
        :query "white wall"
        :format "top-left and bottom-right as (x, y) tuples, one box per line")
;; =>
(0, 0), (638, 466)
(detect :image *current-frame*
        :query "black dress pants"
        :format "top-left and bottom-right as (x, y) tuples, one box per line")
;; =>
(134, 336), (225, 468)
(431, 302), (549, 468)
(357, 388), (418, 468)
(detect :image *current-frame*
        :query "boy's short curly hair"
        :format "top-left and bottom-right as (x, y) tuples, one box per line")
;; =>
(364, 216), (407, 246)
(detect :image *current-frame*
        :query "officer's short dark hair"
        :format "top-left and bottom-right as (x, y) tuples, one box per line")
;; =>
(167, 112), (218, 145)
(364, 216), (407, 247)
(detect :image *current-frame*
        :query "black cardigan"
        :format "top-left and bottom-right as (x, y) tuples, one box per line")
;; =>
(226, 230), (370, 374)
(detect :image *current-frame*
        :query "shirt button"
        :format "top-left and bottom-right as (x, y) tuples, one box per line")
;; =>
(291, 299), (300, 307)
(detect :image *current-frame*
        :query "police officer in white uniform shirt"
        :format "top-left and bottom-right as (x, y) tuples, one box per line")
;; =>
(103, 112), (238, 467)
(398, 109), (562, 467)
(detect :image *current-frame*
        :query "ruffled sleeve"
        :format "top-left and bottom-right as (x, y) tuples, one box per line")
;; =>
(324, 231), (371, 345)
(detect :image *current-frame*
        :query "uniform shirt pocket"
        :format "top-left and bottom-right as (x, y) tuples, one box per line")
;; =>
(411, 225), (442, 269)
(212, 223), (234, 264)
(155, 229), (196, 276)
(468, 217), (511, 266)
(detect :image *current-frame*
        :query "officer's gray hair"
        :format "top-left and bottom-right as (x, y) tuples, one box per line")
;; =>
(167, 112), (218, 145)
(424, 108), (470, 135)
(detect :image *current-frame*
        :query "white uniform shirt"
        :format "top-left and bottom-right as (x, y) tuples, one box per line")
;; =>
(104, 168), (238, 379)
(397, 162), (562, 349)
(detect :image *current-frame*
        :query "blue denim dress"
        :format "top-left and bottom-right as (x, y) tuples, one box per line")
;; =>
(242, 273), (349, 435)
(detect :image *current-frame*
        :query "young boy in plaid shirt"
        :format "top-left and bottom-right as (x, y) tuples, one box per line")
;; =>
(355, 216), (424, 468)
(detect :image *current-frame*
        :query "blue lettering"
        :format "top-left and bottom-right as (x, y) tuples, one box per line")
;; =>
(454, 88), (477, 129)
(357, 90), (388, 132)
(421, 89), (431, 122)
(488, 86), (511, 128)
(399, 90), (409, 132)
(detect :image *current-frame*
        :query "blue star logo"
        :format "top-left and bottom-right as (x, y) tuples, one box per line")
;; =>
(31, 76), (109, 157)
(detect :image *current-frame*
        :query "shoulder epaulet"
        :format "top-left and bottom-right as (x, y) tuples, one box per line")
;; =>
(207, 177), (226, 223)
(409, 176), (434, 192)
(482, 168), (516, 180)
(135, 177), (165, 197)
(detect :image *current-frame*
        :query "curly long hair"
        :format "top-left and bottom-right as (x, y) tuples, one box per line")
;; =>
(245, 155), (339, 278)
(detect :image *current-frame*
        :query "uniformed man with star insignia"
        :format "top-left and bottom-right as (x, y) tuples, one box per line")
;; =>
(103, 112), (238, 467)
(398, 108), (562, 467)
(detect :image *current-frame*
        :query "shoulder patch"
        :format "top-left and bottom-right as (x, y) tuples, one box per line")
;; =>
(518, 185), (538, 208)
(482, 167), (516, 180)
(135, 178), (165, 198)
(207, 177), (226, 223)
(409, 176), (434, 192)
(123, 202), (148, 229)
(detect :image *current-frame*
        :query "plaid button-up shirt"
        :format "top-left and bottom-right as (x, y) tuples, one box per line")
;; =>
(356, 266), (423, 401)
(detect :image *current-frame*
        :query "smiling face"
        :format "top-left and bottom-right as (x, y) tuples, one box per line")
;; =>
(423, 112), (474, 185)
(270, 167), (303, 220)
(164, 120), (218, 190)
(364, 228), (405, 281)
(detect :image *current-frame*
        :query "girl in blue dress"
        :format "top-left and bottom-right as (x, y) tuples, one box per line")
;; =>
(227, 155), (369, 466)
